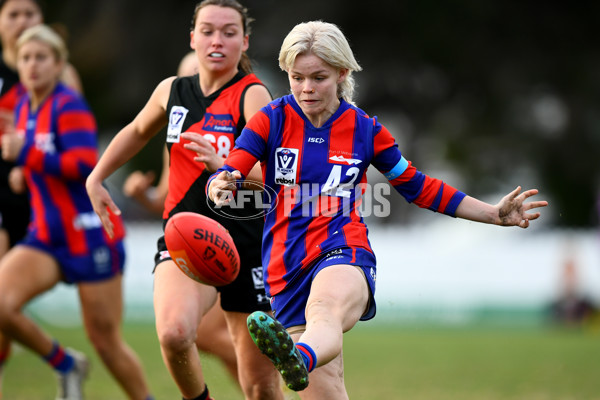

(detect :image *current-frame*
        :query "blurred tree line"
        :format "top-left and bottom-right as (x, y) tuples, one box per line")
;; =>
(42, 0), (599, 227)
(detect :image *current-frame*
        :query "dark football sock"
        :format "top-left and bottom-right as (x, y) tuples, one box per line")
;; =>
(296, 342), (317, 372)
(42, 341), (74, 373)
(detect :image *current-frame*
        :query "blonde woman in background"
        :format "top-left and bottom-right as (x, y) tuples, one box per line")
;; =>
(0, 0), (82, 396)
(0, 24), (153, 400)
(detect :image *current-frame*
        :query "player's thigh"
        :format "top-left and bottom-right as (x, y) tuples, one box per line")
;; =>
(307, 264), (369, 332)
(77, 274), (124, 335)
(153, 260), (217, 331)
(195, 307), (230, 352)
(0, 245), (61, 310)
(196, 295), (228, 340)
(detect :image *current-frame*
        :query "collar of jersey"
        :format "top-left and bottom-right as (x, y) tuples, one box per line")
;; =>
(287, 94), (351, 130)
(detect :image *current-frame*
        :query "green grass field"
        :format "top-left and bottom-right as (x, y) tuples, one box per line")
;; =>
(2, 322), (599, 399)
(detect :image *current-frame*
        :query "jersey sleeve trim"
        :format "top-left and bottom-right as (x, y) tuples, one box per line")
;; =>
(383, 156), (409, 180)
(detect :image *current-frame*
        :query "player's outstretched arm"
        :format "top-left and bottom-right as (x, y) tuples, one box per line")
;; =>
(454, 186), (548, 228)
(87, 77), (174, 236)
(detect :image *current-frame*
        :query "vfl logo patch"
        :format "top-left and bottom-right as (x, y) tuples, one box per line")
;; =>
(92, 246), (111, 274)
(203, 113), (236, 133)
(251, 267), (264, 289)
(167, 106), (189, 143)
(274, 147), (299, 186)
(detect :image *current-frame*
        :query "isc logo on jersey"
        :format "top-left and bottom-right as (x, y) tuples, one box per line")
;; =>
(167, 106), (189, 143)
(274, 147), (299, 186)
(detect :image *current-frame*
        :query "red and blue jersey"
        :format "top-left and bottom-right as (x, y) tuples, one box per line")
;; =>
(209, 95), (466, 296)
(14, 83), (124, 255)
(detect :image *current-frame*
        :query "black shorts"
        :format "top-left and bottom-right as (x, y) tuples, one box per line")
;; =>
(154, 235), (270, 313)
(0, 199), (30, 247)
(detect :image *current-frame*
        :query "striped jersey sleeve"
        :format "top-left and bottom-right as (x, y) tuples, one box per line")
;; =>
(371, 118), (466, 216)
(14, 84), (125, 250)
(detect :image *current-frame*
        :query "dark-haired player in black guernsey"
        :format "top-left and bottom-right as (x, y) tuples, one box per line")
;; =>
(161, 71), (268, 311)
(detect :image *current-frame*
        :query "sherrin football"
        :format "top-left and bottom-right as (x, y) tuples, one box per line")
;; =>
(164, 212), (240, 286)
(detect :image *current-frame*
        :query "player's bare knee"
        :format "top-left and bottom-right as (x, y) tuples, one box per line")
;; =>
(157, 322), (196, 354)
(85, 321), (119, 355)
(0, 293), (23, 328)
(88, 336), (115, 361)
